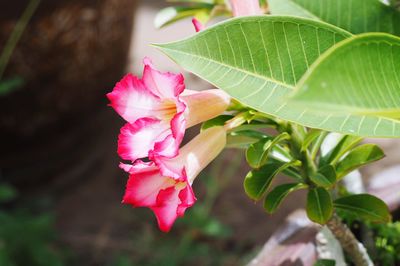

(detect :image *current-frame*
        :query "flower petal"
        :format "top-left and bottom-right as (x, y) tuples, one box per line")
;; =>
(118, 118), (171, 161)
(150, 186), (181, 232)
(107, 74), (163, 123)
(152, 110), (186, 159)
(177, 182), (196, 217)
(142, 57), (185, 99)
(122, 163), (173, 207)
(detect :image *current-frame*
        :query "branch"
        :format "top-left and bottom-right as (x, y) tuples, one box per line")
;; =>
(326, 213), (373, 266)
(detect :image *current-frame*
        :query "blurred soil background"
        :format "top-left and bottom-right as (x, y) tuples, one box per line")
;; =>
(0, 1), (399, 266)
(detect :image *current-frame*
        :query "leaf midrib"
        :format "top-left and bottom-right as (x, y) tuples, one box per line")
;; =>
(159, 46), (294, 90)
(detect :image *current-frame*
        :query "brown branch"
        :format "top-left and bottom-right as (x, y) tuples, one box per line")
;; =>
(326, 213), (373, 266)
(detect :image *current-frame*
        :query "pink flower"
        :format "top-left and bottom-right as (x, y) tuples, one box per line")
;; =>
(107, 58), (230, 162)
(121, 126), (227, 232)
(192, 18), (204, 32)
(229, 0), (262, 16)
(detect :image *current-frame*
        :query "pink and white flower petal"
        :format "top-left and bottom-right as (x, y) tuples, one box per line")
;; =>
(142, 57), (185, 99)
(150, 187), (182, 232)
(177, 183), (196, 217)
(107, 74), (166, 123)
(122, 164), (175, 207)
(118, 118), (171, 161)
(151, 180), (196, 232)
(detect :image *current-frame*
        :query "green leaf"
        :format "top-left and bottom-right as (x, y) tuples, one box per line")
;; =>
(244, 161), (300, 200)
(301, 129), (322, 151)
(156, 17), (389, 137)
(246, 132), (290, 168)
(336, 144), (385, 179)
(269, 0), (400, 36)
(334, 194), (391, 222)
(310, 165), (336, 187)
(154, 6), (211, 28)
(306, 187), (333, 224)
(320, 135), (363, 166)
(291, 33), (400, 137)
(226, 130), (268, 148)
(264, 183), (307, 213)
(201, 114), (233, 131)
(313, 259), (336, 266)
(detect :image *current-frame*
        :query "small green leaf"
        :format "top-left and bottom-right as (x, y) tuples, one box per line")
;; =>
(226, 130), (269, 148)
(306, 187), (333, 224)
(313, 259), (336, 266)
(244, 161), (299, 200)
(201, 115), (233, 131)
(334, 194), (391, 223)
(302, 129), (322, 151)
(320, 135), (363, 166)
(154, 6), (211, 29)
(336, 144), (385, 179)
(246, 133), (290, 168)
(264, 183), (307, 213)
(310, 165), (336, 187)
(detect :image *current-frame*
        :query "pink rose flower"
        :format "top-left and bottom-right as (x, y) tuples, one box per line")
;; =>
(107, 58), (230, 162)
(121, 126), (227, 232)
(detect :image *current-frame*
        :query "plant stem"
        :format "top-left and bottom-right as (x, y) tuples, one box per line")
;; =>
(327, 213), (373, 266)
(0, 0), (41, 80)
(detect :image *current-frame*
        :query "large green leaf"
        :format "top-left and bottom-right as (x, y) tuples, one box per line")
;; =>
(158, 17), (396, 137)
(291, 33), (400, 137)
(306, 187), (333, 224)
(336, 144), (385, 179)
(269, 0), (400, 36)
(244, 161), (299, 200)
(334, 194), (391, 222)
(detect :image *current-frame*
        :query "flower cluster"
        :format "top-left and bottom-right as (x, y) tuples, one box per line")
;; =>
(107, 58), (230, 232)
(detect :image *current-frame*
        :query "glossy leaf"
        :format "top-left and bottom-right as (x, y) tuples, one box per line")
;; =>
(310, 165), (336, 187)
(201, 114), (233, 131)
(246, 132), (290, 168)
(334, 194), (391, 222)
(301, 129), (322, 151)
(320, 135), (363, 166)
(264, 183), (307, 213)
(269, 0), (400, 36)
(291, 33), (400, 137)
(244, 161), (299, 200)
(336, 144), (385, 179)
(157, 17), (399, 137)
(307, 187), (333, 224)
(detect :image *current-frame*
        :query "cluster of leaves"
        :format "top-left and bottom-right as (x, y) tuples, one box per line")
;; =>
(372, 221), (400, 265)
(156, 0), (400, 226)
